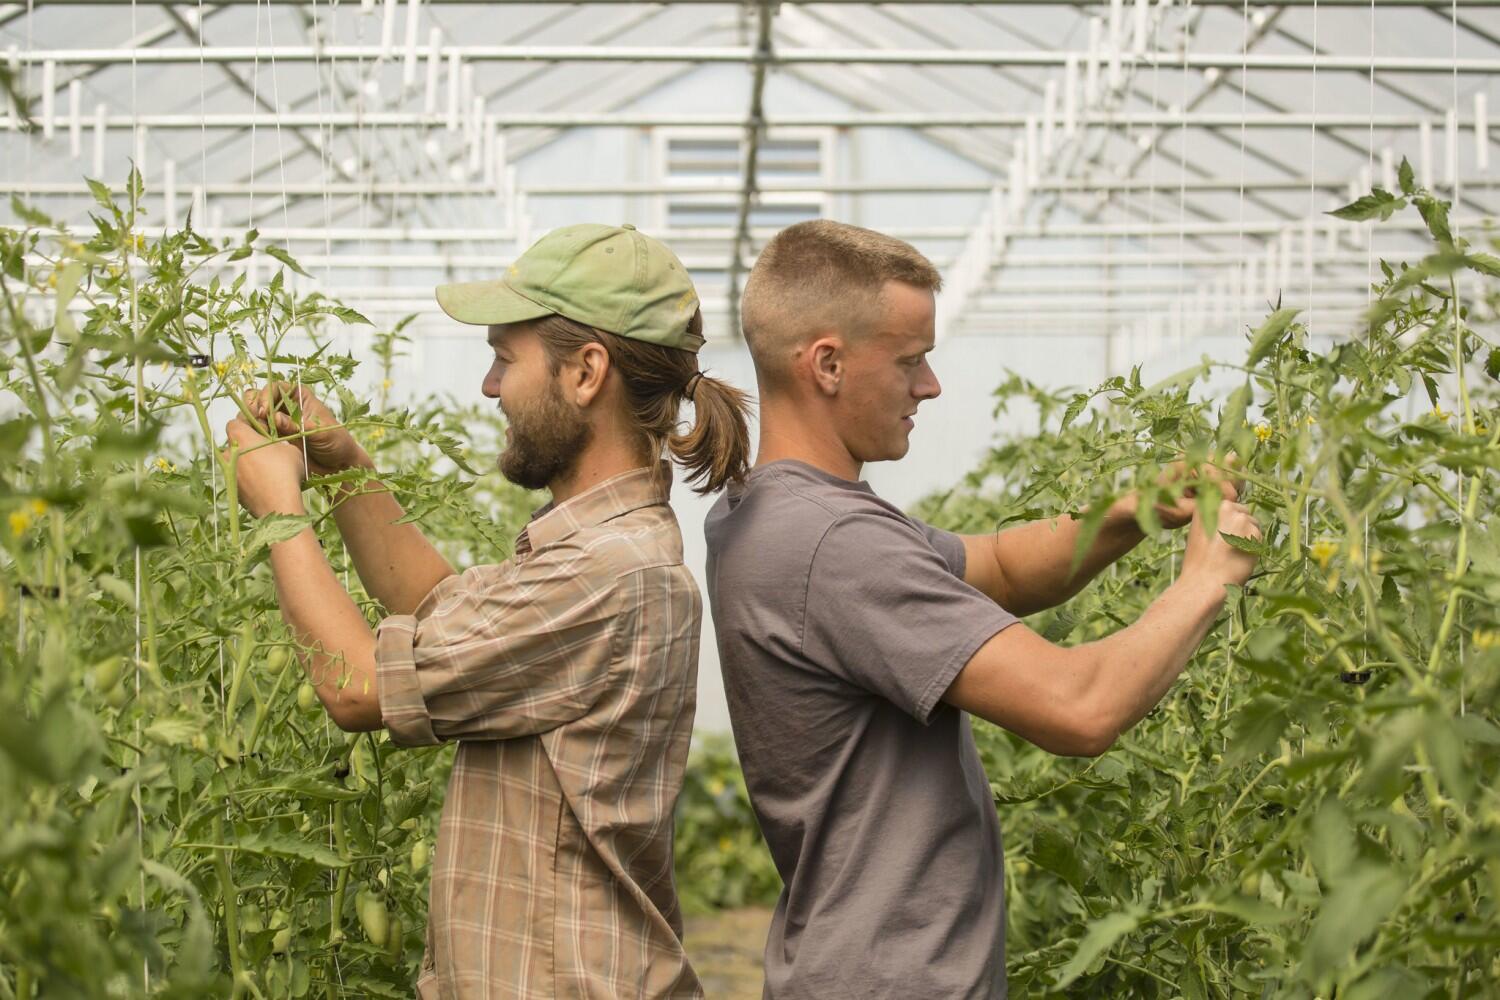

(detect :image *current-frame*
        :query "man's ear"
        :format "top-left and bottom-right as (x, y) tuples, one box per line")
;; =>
(568, 342), (612, 408)
(806, 334), (844, 397)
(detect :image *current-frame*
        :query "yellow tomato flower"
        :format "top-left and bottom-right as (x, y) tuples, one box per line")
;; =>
(9, 510), (32, 536)
(1254, 423), (1274, 443)
(1473, 629), (1498, 651)
(1432, 405), (1450, 421)
(718, 836), (734, 853)
(1310, 539), (1338, 570)
(45, 271), (58, 289)
(214, 361), (229, 378)
(29, 499), (48, 516)
(381, 378), (393, 391)
(369, 427), (386, 440)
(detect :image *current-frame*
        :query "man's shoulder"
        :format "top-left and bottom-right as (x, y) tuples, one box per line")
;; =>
(708, 464), (904, 544)
(566, 503), (687, 581)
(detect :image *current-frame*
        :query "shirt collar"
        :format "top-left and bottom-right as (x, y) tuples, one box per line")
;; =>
(515, 461), (671, 558)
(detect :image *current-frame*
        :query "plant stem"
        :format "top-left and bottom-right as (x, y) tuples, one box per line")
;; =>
(212, 815), (248, 999)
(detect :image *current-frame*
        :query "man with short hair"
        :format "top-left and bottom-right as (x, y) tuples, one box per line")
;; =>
(227, 223), (749, 998)
(704, 219), (1260, 997)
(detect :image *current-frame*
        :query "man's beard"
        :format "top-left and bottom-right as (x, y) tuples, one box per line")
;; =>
(497, 379), (592, 491)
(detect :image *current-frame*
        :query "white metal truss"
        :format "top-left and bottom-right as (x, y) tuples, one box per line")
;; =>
(0, 1), (1494, 355)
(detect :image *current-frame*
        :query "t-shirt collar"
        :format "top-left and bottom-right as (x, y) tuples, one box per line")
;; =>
(516, 461), (671, 557)
(740, 458), (873, 496)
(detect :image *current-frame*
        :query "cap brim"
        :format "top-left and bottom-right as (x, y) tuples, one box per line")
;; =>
(435, 279), (554, 326)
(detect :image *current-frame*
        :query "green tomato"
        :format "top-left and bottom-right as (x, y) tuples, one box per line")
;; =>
(386, 915), (404, 960)
(240, 903), (264, 934)
(91, 655), (123, 693)
(266, 646), (291, 673)
(356, 889), (389, 949)
(271, 927), (292, 955)
(296, 683), (319, 712)
(410, 840), (429, 872)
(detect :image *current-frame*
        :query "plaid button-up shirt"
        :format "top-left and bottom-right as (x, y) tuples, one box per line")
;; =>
(376, 464), (703, 998)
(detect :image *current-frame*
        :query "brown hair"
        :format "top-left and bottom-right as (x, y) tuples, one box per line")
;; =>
(533, 310), (752, 495)
(741, 219), (943, 388)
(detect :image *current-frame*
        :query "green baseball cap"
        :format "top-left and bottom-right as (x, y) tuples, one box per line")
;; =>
(435, 223), (704, 352)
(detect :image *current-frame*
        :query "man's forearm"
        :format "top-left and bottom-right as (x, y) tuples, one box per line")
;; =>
(1084, 574), (1227, 738)
(988, 504), (1145, 615)
(328, 452), (456, 616)
(269, 527), (383, 731)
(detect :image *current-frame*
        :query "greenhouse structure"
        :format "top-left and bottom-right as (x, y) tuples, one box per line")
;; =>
(0, 1), (1497, 997)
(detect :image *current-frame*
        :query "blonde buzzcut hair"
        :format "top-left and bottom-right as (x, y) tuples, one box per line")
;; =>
(740, 219), (942, 387)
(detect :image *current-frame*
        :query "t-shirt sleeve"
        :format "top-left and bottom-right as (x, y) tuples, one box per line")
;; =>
(374, 549), (620, 746)
(914, 519), (968, 578)
(801, 512), (1018, 725)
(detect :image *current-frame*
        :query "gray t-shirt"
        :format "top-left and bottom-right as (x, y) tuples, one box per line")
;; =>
(704, 459), (1019, 999)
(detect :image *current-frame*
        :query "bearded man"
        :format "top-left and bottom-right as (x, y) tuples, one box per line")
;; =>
(226, 223), (750, 998)
(704, 219), (1260, 998)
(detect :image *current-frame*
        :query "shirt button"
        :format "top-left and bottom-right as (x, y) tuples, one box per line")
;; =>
(621, 223), (636, 231)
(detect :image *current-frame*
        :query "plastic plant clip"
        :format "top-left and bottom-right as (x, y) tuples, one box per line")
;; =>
(424, 28), (442, 115)
(41, 59), (55, 141)
(403, 0), (423, 89)
(68, 80), (81, 158)
(1475, 93), (1489, 172)
(93, 103), (106, 177)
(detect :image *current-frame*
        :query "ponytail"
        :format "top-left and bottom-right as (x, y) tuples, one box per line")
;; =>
(668, 372), (752, 495)
(532, 310), (753, 495)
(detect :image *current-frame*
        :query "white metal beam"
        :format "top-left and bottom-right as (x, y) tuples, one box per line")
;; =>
(15, 46), (1498, 73)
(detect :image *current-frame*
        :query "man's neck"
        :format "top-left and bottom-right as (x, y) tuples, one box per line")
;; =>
(547, 439), (654, 505)
(754, 402), (861, 482)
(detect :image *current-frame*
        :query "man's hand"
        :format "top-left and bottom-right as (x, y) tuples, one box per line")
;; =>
(242, 382), (364, 478)
(1115, 455), (1246, 531)
(1180, 491), (1261, 590)
(223, 418), (308, 518)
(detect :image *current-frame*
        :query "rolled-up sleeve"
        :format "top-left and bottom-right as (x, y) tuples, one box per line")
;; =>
(375, 548), (621, 746)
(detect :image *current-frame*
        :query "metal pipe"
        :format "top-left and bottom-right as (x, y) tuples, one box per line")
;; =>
(15, 177), (1499, 197)
(5, 110), (1478, 130)
(727, 2), (774, 340)
(17, 1), (1495, 6)
(10, 219), (1481, 242)
(15, 46), (1499, 73)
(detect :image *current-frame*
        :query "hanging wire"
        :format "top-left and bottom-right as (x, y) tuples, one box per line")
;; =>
(1450, 0), (1466, 715)
(1363, 0), (1375, 683)
(191, 0), (231, 772)
(1236, 0), (1249, 344)
(1144, 5), (1163, 364)
(1307, 0), (1319, 339)
(1174, 5), (1193, 370)
(128, 0), (149, 991)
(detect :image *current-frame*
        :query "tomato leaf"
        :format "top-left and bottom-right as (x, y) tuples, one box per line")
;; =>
(1055, 907), (1144, 988)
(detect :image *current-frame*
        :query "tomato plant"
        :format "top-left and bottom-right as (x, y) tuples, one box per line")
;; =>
(0, 175), (536, 998)
(915, 173), (1500, 997)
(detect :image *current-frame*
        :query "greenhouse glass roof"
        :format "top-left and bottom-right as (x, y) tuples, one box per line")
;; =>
(1, 0), (1496, 348)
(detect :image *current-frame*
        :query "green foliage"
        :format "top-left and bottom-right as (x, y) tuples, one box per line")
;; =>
(0, 181), (538, 997)
(913, 184), (1500, 996)
(673, 735), (782, 915)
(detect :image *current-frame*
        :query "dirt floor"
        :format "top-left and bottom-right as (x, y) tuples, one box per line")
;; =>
(683, 907), (773, 999)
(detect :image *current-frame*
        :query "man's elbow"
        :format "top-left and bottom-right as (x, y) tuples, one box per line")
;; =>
(327, 696), (383, 733)
(1052, 653), (1120, 757)
(1052, 719), (1118, 758)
